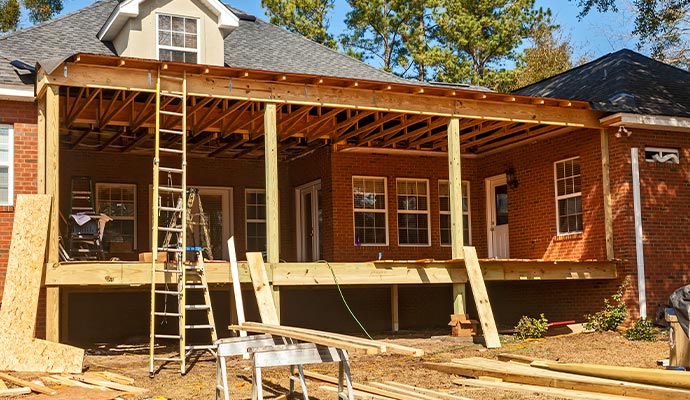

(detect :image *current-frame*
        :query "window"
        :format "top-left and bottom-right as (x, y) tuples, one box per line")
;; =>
(246, 189), (266, 252)
(397, 178), (429, 246)
(157, 14), (199, 63)
(645, 147), (679, 164)
(0, 125), (13, 205)
(554, 157), (582, 235)
(353, 176), (387, 245)
(439, 180), (470, 246)
(97, 183), (136, 252)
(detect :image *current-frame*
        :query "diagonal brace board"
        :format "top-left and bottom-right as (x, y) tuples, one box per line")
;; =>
(463, 246), (500, 348)
(0, 195), (84, 373)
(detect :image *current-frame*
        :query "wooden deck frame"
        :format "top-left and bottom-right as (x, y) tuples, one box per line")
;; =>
(34, 54), (609, 341)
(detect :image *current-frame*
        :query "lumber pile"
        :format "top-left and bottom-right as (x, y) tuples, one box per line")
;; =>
(424, 356), (690, 400)
(0, 370), (145, 397)
(306, 370), (474, 400)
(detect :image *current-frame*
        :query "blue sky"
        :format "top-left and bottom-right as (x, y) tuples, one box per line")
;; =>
(48, 0), (638, 63)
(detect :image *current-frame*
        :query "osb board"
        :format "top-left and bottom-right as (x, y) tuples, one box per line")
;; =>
(0, 338), (84, 373)
(0, 195), (52, 337)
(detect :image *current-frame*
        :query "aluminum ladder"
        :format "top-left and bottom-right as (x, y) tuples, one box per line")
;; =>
(149, 68), (217, 376)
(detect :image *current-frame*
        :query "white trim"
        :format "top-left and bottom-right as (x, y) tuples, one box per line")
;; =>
(601, 112), (690, 132)
(245, 188), (267, 252)
(485, 174), (508, 258)
(396, 178), (431, 247)
(439, 180), (471, 247)
(554, 156), (583, 236)
(96, 182), (137, 250)
(352, 175), (388, 246)
(156, 13), (200, 64)
(631, 147), (647, 319)
(98, 0), (239, 41)
(0, 86), (34, 102)
(295, 180), (321, 262)
(0, 125), (14, 206)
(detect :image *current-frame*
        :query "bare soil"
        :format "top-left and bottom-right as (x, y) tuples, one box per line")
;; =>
(56, 329), (670, 400)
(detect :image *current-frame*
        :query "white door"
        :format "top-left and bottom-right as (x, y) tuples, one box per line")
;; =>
(486, 175), (509, 258)
(296, 180), (322, 261)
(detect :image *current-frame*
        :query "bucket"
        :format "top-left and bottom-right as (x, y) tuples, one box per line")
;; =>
(667, 312), (690, 368)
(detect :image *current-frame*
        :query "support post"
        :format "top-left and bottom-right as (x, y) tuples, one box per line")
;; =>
(601, 129), (614, 260)
(447, 117), (466, 315)
(391, 285), (399, 332)
(631, 147), (647, 319)
(40, 85), (60, 342)
(264, 103), (280, 321)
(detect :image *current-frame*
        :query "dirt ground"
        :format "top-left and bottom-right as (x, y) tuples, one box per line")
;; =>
(39, 328), (668, 400)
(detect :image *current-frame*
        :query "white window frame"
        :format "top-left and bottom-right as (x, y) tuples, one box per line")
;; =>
(352, 176), (388, 246)
(645, 146), (680, 163)
(396, 178), (430, 247)
(439, 180), (471, 247)
(245, 188), (267, 252)
(554, 156), (583, 235)
(96, 182), (137, 251)
(156, 13), (200, 64)
(0, 125), (13, 206)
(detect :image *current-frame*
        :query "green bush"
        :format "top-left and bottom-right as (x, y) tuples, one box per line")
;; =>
(624, 318), (657, 341)
(585, 280), (628, 332)
(514, 313), (549, 340)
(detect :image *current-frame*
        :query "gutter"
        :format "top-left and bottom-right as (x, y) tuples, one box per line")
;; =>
(0, 86), (34, 102)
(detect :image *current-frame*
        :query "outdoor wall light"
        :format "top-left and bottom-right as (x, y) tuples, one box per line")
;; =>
(615, 125), (632, 138)
(505, 167), (519, 189)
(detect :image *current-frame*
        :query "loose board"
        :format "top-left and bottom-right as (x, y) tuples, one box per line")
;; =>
(463, 246), (500, 348)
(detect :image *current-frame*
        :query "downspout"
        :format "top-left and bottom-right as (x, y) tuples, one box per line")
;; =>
(631, 147), (647, 319)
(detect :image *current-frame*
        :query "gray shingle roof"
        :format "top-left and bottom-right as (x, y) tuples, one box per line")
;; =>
(514, 48), (690, 118)
(0, 0), (410, 87)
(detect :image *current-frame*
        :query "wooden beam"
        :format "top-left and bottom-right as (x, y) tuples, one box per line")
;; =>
(601, 128), (614, 260)
(246, 252), (280, 325)
(448, 118), (464, 259)
(454, 378), (646, 400)
(264, 103), (279, 264)
(45, 287), (60, 343)
(463, 247), (500, 349)
(45, 62), (602, 127)
(362, 114), (429, 144)
(391, 284), (399, 332)
(46, 85), (60, 265)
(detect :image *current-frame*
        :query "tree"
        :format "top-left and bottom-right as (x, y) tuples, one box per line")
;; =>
(575, 0), (690, 68)
(261, 0), (337, 49)
(509, 22), (574, 90)
(429, 0), (551, 90)
(0, 0), (62, 33)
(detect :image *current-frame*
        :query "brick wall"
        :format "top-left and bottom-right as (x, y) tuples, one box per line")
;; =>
(0, 100), (41, 336)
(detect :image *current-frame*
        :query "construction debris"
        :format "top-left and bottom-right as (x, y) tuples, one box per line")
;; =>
(0, 370), (144, 398)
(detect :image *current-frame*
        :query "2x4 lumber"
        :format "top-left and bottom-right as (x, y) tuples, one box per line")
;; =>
(85, 371), (135, 385)
(531, 360), (690, 390)
(381, 381), (472, 400)
(601, 128), (614, 259)
(319, 385), (394, 400)
(71, 375), (148, 393)
(229, 324), (379, 355)
(305, 371), (420, 400)
(228, 238), (247, 337)
(46, 86), (60, 265)
(246, 252), (280, 324)
(0, 387), (31, 396)
(425, 358), (690, 400)
(447, 118), (464, 259)
(495, 353), (540, 364)
(264, 103), (280, 265)
(46, 63), (602, 127)
(453, 378), (648, 400)
(0, 372), (56, 395)
(463, 247), (500, 348)
(367, 383), (454, 400)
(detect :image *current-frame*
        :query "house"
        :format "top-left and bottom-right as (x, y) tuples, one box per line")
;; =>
(0, 0), (621, 347)
(516, 48), (690, 321)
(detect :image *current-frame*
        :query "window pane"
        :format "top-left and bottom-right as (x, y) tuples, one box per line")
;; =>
(158, 31), (171, 46)
(0, 127), (8, 163)
(0, 166), (7, 204)
(159, 14), (171, 30)
(185, 33), (197, 49)
(172, 16), (184, 31)
(185, 18), (196, 33)
(172, 32), (185, 48)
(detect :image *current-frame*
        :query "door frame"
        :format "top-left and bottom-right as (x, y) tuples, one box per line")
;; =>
(485, 174), (507, 258)
(295, 179), (321, 262)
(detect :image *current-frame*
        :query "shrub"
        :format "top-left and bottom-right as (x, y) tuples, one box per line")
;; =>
(514, 313), (549, 340)
(585, 280), (628, 332)
(624, 318), (657, 341)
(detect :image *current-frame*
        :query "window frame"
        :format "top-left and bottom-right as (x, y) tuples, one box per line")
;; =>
(396, 178), (430, 247)
(245, 188), (267, 253)
(0, 124), (13, 206)
(439, 180), (471, 247)
(554, 156), (583, 235)
(156, 13), (200, 64)
(96, 182), (137, 251)
(352, 176), (389, 246)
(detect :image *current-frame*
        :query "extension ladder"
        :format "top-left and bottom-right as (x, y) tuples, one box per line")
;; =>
(161, 188), (214, 261)
(149, 69), (217, 376)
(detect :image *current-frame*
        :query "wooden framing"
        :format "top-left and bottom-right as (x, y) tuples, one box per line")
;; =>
(601, 128), (614, 260)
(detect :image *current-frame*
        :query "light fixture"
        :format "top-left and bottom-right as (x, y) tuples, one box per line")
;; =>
(615, 125), (631, 138)
(505, 167), (518, 189)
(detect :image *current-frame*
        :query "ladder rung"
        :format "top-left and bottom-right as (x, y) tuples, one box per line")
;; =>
(154, 334), (182, 340)
(160, 110), (184, 117)
(185, 324), (214, 329)
(186, 305), (210, 311)
(160, 147), (184, 154)
(159, 166), (183, 174)
(185, 265), (203, 271)
(185, 284), (207, 289)
(154, 312), (182, 317)
(154, 357), (183, 362)
(160, 91), (184, 98)
(71, 206), (93, 210)
(155, 290), (182, 296)
(155, 268), (182, 273)
(158, 247), (184, 253)
(160, 75), (184, 81)
(185, 344), (216, 351)
(159, 206), (183, 212)
(158, 227), (183, 233)
(158, 186), (184, 193)
(160, 128), (184, 135)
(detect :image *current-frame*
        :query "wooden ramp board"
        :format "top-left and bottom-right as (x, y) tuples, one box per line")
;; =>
(463, 246), (500, 348)
(0, 195), (84, 373)
(424, 357), (690, 400)
(246, 252), (279, 324)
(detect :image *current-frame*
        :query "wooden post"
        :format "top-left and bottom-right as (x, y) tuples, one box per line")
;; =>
(264, 103), (280, 321)
(391, 284), (399, 332)
(600, 129), (614, 260)
(39, 86), (60, 342)
(448, 117), (466, 315)
(631, 147), (647, 319)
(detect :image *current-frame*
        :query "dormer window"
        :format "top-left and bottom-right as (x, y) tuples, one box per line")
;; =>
(157, 14), (199, 63)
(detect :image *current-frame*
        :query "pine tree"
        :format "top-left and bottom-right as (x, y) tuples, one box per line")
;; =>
(261, 0), (337, 49)
(510, 22), (574, 90)
(0, 0), (62, 33)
